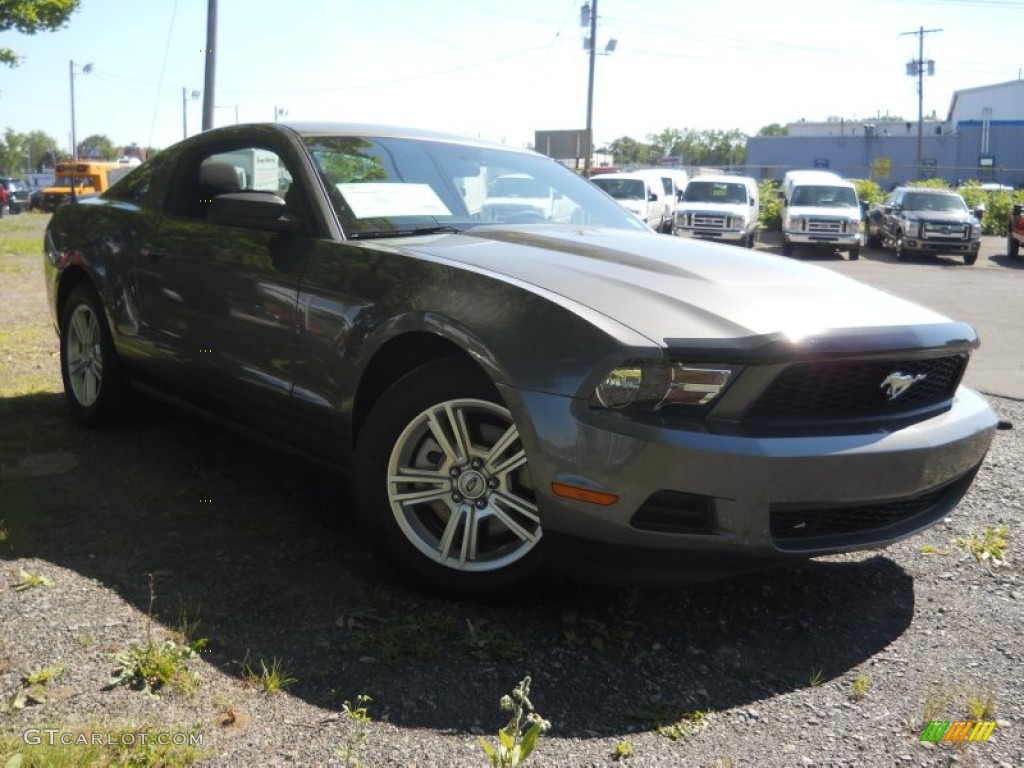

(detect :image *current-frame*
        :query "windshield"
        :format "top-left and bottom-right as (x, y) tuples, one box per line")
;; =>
(591, 177), (646, 201)
(53, 176), (94, 188)
(902, 192), (968, 213)
(683, 181), (748, 204)
(301, 136), (647, 238)
(790, 185), (858, 207)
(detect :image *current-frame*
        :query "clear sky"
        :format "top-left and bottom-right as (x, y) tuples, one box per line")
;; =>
(1, 0), (1022, 154)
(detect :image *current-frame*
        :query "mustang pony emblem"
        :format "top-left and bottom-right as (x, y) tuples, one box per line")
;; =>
(881, 372), (928, 401)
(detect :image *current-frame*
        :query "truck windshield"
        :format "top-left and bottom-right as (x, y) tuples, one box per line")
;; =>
(903, 193), (968, 213)
(591, 178), (645, 201)
(791, 186), (857, 207)
(684, 181), (747, 204)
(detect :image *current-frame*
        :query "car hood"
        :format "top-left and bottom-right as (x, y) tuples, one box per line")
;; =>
(380, 226), (957, 347)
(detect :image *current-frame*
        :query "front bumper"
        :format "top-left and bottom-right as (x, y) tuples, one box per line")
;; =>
(905, 238), (980, 255)
(502, 384), (996, 579)
(784, 231), (861, 247)
(675, 226), (749, 243)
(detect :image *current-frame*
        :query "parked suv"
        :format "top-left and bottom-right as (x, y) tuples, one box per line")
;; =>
(674, 174), (759, 247)
(1007, 202), (1024, 260)
(867, 187), (981, 265)
(0, 178), (31, 215)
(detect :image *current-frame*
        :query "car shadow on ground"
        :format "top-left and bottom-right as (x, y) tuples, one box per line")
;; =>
(0, 390), (915, 736)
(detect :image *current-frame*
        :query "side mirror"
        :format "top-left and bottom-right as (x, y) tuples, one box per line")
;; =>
(883, 205), (893, 215)
(677, 190), (684, 201)
(208, 192), (301, 233)
(648, 191), (658, 202)
(1013, 204), (1024, 217)
(974, 206), (986, 221)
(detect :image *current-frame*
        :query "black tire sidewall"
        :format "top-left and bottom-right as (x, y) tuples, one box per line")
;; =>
(353, 357), (547, 596)
(59, 283), (126, 426)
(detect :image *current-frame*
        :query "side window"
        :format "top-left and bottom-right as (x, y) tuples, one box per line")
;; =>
(188, 146), (295, 220)
(103, 151), (173, 208)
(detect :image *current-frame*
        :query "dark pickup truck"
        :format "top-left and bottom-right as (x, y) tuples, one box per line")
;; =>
(866, 187), (982, 265)
(1008, 203), (1024, 259)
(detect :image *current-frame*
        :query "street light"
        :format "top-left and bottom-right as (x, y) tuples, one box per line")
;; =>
(183, 88), (201, 139)
(69, 59), (93, 162)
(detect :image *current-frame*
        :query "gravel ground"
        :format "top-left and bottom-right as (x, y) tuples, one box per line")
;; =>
(1, 215), (1022, 767)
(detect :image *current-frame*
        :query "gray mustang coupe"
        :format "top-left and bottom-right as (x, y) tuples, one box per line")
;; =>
(44, 123), (997, 595)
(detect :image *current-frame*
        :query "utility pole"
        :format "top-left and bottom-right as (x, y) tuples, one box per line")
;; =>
(583, 0), (598, 177)
(202, 0), (218, 131)
(901, 26), (940, 180)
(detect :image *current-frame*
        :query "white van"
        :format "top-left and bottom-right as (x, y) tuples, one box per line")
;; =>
(780, 171), (862, 260)
(590, 173), (668, 230)
(674, 174), (759, 247)
(632, 169), (680, 232)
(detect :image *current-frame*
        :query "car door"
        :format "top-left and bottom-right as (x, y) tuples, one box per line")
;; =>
(134, 139), (317, 434)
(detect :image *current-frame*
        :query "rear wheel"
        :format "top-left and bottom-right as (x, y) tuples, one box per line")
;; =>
(1009, 230), (1020, 259)
(865, 229), (882, 249)
(781, 240), (794, 257)
(354, 357), (546, 596)
(59, 283), (127, 426)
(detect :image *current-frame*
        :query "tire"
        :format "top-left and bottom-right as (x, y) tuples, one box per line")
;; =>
(59, 283), (127, 426)
(848, 245), (860, 261)
(865, 229), (882, 249)
(744, 232), (755, 249)
(964, 253), (977, 266)
(894, 233), (908, 261)
(353, 357), (547, 596)
(781, 239), (794, 257)
(1009, 231), (1020, 259)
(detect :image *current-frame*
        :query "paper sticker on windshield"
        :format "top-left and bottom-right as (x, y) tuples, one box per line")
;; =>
(336, 183), (452, 218)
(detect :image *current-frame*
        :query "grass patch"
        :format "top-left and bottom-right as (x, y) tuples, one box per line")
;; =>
(956, 525), (1009, 566)
(629, 701), (709, 740)
(849, 674), (871, 701)
(242, 656), (296, 694)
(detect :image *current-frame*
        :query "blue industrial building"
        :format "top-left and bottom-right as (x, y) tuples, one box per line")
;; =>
(745, 79), (1024, 189)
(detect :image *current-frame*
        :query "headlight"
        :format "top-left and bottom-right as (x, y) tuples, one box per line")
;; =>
(786, 217), (801, 232)
(591, 361), (735, 410)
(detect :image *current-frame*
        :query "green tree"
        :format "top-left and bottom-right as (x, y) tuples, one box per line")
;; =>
(77, 133), (119, 160)
(757, 123), (789, 137)
(0, 0), (82, 66)
(0, 127), (62, 174)
(597, 135), (661, 166)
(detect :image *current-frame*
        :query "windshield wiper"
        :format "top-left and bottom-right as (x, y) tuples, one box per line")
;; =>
(348, 225), (465, 240)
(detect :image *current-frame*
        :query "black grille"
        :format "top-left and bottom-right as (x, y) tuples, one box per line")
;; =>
(746, 355), (965, 423)
(770, 483), (952, 542)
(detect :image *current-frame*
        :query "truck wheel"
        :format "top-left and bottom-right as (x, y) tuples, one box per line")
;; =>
(964, 253), (977, 266)
(848, 246), (860, 261)
(781, 240), (794, 257)
(894, 234), (908, 261)
(865, 230), (882, 249)
(1009, 231), (1021, 259)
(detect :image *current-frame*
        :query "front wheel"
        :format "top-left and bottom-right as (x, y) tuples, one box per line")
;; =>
(1008, 231), (1020, 259)
(848, 245), (860, 261)
(354, 357), (547, 596)
(59, 283), (127, 426)
(964, 252), (978, 266)
(781, 240), (794, 257)
(894, 234), (908, 261)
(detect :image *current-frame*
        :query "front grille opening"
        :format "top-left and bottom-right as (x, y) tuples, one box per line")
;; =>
(769, 479), (962, 546)
(746, 354), (966, 425)
(631, 491), (716, 534)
